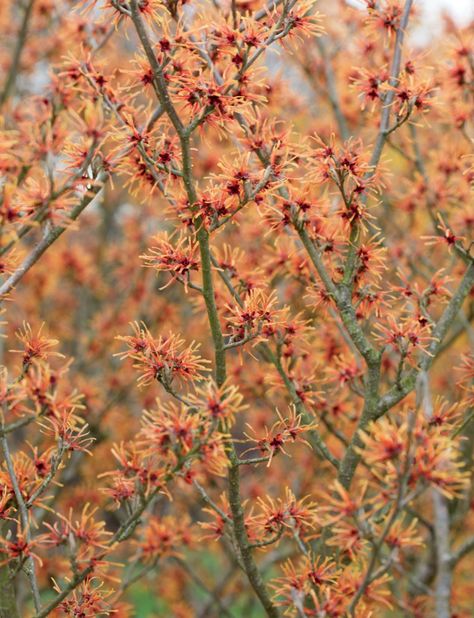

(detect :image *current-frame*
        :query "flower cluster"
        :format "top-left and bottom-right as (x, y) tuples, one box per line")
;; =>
(116, 322), (209, 388)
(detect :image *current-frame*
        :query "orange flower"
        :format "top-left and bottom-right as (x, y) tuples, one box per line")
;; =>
(187, 379), (246, 429)
(11, 323), (64, 367)
(255, 487), (319, 539)
(116, 322), (209, 387)
(244, 405), (318, 466)
(134, 515), (193, 562)
(140, 231), (199, 291)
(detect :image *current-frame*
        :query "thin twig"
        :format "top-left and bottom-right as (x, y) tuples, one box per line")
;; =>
(0, 0), (35, 105)
(0, 433), (42, 613)
(0, 174), (106, 299)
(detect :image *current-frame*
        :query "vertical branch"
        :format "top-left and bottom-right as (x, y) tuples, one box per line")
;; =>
(337, 360), (381, 490)
(343, 0), (413, 289)
(336, 0), (421, 489)
(367, 0), (414, 170)
(432, 490), (452, 618)
(0, 310), (18, 618)
(314, 37), (350, 141)
(341, 0), (413, 287)
(419, 372), (452, 618)
(0, 0), (35, 106)
(128, 4), (279, 615)
(196, 229), (227, 386)
(0, 434), (41, 613)
(0, 522), (19, 618)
